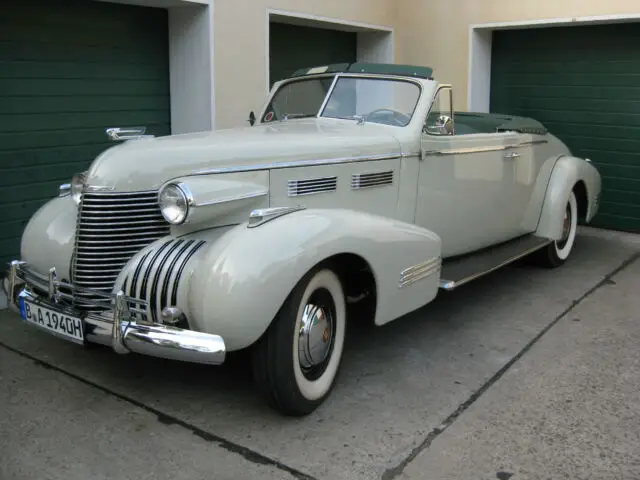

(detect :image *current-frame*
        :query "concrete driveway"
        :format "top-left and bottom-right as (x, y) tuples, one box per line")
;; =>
(1, 227), (639, 480)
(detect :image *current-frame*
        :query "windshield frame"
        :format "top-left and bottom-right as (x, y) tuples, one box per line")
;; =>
(318, 73), (424, 127)
(260, 73), (424, 127)
(260, 74), (337, 123)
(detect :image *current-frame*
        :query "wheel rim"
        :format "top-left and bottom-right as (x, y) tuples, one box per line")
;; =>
(298, 288), (336, 381)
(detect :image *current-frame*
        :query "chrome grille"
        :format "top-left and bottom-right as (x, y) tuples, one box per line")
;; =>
(72, 190), (170, 309)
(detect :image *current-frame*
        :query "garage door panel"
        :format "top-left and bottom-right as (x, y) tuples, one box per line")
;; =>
(0, 42), (167, 65)
(498, 60), (640, 75)
(0, 61), (168, 81)
(602, 189), (640, 206)
(582, 150), (640, 167)
(1, 131), (125, 152)
(0, 0), (170, 269)
(0, 95), (170, 115)
(559, 136), (640, 154)
(594, 213), (640, 232)
(0, 78), (169, 97)
(491, 23), (640, 232)
(536, 123), (640, 140)
(498, 73), (640, 88)
(0, 111), (170, 133)
(492, 85), (640, 101)
(0, 144), (112, 168)
(517, 97), (640, 115)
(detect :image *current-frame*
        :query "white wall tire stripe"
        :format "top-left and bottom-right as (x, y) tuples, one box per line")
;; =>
(292, 269), (346, 402)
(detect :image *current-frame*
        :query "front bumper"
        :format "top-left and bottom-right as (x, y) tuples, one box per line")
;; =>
(3, 260), (226, 365)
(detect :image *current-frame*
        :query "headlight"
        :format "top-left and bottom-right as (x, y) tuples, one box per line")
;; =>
(158, 183), (191, 224)
(71, 172), (86, 204)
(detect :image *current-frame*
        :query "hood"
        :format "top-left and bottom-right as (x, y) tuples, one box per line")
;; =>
(86, 118), (403, 191)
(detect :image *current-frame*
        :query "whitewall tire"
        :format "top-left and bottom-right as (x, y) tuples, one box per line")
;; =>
(533, 191), (578, 268)
(252, 266), (346, 416)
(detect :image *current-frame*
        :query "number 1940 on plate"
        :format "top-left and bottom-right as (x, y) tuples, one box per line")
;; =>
(19, 296), (84, 344)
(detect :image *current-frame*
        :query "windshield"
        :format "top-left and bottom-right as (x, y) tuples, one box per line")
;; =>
(320, 77), (421, 127)
(261, 76), (335, 123)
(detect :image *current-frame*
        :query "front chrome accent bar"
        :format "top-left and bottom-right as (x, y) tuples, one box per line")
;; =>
(5, 261), (226, 366)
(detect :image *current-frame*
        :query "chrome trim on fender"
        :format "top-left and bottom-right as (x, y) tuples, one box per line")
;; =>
(248, 206), (306, 228)
(398, 257), (442, 288)
(195, 189), (268, 207)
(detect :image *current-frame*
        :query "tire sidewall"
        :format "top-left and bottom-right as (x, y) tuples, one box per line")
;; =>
(291, 269), (346, 402)
(553, 191), (578, 262)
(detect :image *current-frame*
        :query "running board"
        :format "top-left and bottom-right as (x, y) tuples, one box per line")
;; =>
(439, 235), (551, 290)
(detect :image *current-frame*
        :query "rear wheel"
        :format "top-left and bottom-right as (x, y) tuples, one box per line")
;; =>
(532, 191), (578, 268)
(251, 267), (346, 416)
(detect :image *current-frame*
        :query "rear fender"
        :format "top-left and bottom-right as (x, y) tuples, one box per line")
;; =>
(185, 208), (442, 350)
(536, 155), (602, 240)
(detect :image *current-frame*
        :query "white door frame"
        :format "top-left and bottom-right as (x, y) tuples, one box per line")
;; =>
(468, 13), (640, 113)
(265, 8), (395, 92)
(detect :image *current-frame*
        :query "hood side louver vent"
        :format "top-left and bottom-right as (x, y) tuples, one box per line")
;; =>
(351, 170), (394, 190)
(288, 176), (337, 197)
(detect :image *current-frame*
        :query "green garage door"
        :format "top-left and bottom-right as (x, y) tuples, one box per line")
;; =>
(490, 23), (640, 232)
(269, 22), (357, 87)
(0, 0), (171, 271)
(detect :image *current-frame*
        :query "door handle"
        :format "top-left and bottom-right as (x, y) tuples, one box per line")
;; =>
(504, 151), (520, 160)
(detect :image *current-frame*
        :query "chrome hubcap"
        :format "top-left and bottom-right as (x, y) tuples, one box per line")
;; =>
(298, 288), (336, 380)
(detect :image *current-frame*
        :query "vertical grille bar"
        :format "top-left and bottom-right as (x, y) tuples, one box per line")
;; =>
(72, 190), (170, 309)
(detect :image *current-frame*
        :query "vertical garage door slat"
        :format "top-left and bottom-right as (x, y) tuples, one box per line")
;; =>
(490, 23), (640, 233)
(0, 0), (171, 270)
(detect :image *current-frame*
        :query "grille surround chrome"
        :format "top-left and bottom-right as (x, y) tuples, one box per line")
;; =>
(72, 190), (170, 309)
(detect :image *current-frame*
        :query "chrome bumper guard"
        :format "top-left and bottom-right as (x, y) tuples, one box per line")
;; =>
(4, 261), (226, 365)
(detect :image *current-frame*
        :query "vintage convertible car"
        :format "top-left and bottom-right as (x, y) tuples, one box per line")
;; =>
(3, 62), (601, 416)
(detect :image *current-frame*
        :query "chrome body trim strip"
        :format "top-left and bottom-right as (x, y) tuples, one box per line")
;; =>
(191, 152), (405, 176)
(398, 256), (442, 288)
(6, 261), (226, 365)
(423, 139), (549, 157)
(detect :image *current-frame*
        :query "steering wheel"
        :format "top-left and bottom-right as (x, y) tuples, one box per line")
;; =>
(364, 108), (410, 126)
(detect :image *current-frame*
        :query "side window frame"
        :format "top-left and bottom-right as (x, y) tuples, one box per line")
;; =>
(423, 85), (455, 136)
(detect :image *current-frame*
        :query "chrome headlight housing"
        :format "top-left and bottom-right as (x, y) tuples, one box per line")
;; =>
(158, 182), (192, 224)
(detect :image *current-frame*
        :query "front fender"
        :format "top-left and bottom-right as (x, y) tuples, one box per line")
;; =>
(536, 155), (602, 240)
(183, 209), (442, 350)
(19, 195), (77, 281)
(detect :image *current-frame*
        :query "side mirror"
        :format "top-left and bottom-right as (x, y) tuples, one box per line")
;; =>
(248, 111), (256, 126)
(426, 115), (454, 136)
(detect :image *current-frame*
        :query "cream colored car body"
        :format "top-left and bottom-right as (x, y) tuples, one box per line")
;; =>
(12, 68), (601, 355)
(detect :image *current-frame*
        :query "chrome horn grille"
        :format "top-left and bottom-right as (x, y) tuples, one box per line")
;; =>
(72, 190), (170, 309)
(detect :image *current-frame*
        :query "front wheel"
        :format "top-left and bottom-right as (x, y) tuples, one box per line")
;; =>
(531, 190), (578, 268)
(251, 267), (346, 416)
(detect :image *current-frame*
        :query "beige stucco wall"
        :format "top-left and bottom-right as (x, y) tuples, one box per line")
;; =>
(213, 0), (399, 129)
(397, 0), (640, 111)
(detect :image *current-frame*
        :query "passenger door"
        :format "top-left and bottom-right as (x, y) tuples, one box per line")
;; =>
(415, 86), (521, 258)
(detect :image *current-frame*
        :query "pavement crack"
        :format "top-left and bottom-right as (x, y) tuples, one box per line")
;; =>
(0, 342), (317, 480)
(381, 251), (640, 480)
